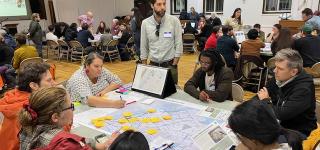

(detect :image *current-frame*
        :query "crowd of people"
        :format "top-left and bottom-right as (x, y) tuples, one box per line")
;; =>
(0, 0), (319, 149)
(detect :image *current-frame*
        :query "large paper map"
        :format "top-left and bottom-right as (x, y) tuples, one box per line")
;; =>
(74, 99), (214, 150)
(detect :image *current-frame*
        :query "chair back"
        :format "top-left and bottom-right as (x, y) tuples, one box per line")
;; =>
(232, 83), (244, 102)
(267, 57), (276, 69)
(57, 39), (69, 47)
(46, 40), (59, 49)
(20, 57), (44, 69)
(108, 40), (119, 48)
(312, 62), (320, 73)
(69, 40), (83, 48)
(183, 34), (195, 41)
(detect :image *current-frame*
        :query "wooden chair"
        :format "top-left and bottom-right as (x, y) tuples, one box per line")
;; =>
(57, 39), (70, 61)
(123, 37), (136, 60)
(102, 40), (121, 62)
(69, 41), (85, 62)
(182, 34), (196, 52)
(312, 62), (320, 87)
(232, 83), (244, 103)
(20, 57), (44, 69)
(264, 57), (276, 85)
(46, 40), (59, 59)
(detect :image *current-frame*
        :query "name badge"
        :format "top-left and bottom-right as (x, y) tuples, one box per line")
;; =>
(163, 32), (172, 38)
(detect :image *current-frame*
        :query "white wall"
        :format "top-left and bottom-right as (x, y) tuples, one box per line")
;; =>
(1, 0), (52, 33)
(167, 0), (320, 34)
(116, 0), (134, 17)
(53, 0), (133, 30)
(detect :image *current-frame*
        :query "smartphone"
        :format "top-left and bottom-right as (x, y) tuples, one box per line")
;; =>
(95, 133), (109, 143)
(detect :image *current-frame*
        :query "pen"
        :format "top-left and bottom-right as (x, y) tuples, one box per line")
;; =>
(126, 101), (136, 105)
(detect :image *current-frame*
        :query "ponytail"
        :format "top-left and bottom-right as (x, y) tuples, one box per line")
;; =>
(19, 108), (37, 135)
(280, 128), (303, 150)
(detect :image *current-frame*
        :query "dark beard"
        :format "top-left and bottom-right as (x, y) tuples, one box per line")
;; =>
(154, 10), (165, 17)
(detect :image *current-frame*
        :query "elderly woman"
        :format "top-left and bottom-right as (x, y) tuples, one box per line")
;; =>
(67, 52), (125, 108)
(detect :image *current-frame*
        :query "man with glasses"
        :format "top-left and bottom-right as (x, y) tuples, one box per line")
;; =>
(184, 50), (233, 102)
(140, 0), (183, 84)
(0, 62), (56, 150)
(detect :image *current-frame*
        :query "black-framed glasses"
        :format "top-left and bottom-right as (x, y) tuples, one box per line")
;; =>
(61, 103), (75, 112)
(155, 24), (160, 36)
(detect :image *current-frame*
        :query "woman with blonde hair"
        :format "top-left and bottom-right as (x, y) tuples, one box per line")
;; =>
(19, 87), (112, 150)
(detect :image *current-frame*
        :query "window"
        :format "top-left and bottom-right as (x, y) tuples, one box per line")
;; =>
(171, 0), (187, 15)
(204, 0), (224, 14)
(263, 0), (292, 13)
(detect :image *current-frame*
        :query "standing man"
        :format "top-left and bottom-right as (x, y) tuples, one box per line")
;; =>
(140, 0), (183, 84)
(28, 13), (43, 57)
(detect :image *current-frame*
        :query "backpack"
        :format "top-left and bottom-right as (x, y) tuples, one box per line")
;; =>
(35, 131), (92, 150)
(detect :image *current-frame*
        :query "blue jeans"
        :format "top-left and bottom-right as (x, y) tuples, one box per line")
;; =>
(33, 40), (43, 58)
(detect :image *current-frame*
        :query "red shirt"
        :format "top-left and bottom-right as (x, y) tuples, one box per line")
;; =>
(205, 33), (218, 50)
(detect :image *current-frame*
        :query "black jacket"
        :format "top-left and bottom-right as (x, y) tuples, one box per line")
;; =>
(265, 71), (317, 136)
(64, 28), (78, 42)
(217, 35), (239, 66)
(292, 35), (320, 67)
(0, 43), (13, 66)
(184, 67), (233, 102)
(76, 30), (94, 47)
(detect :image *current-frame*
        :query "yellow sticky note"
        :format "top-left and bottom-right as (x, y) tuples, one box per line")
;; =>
(147, 108), (156, 113)
(123, 112), (133, 117)
(146, 128), (158, 135)
(93, 121), (105, 128)
(103, 116), (113, 120)
(118, 118), (128, 124)
(141, 118), (150, 123)
(91, 118), (104, 124)
(150, 117), (161, 123)
(128, 117), (138, 123)
(121, 126), (135, 131)
(162, 115), (172, 120)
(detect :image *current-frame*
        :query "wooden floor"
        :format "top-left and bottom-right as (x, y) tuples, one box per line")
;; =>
(48, 53), (320, 101)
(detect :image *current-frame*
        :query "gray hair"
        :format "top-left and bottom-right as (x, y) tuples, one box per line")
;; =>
(84, 52), (104, 67)
(274, 48), (303, 73)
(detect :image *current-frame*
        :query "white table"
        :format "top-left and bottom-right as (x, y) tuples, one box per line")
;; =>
(71, 89), (239, 149)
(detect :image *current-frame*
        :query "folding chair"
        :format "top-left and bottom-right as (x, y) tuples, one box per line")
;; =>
(57, 39), (70, 61)
(20, 57), (44, 69)
(183, 34), (196, 53)
(232, 83), (244, 103)
(46, 40), (59, 59)
(234, 55), (266, 92)
(102, 40), (121, 62)
(69, 41), (85, 62)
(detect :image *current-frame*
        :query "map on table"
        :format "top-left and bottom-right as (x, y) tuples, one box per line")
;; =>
(74, 99), (214, 150)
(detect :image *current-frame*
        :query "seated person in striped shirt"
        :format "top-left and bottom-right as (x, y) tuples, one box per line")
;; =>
(67, 52), (125, 108)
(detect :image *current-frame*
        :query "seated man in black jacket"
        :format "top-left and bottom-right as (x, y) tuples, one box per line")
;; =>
(257, 48), (317, 137)
(0, 34), (15, 88)
(184, 49), (233, 102)
(76, 23), (94, 54)
(292, 25), (320, 67)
